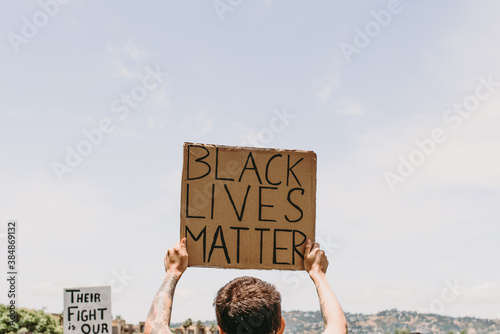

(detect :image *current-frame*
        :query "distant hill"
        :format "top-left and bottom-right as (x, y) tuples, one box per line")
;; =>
(172, 309), (500, 333)
(283, 309), (500, 334)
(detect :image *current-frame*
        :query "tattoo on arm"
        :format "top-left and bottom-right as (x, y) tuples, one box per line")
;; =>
(146, 274), (179, 334)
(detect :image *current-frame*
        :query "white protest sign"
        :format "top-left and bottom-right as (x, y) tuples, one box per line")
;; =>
(63, 286), (112, 334)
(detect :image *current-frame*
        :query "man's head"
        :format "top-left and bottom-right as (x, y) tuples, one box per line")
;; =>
(214, 276), (285, 334)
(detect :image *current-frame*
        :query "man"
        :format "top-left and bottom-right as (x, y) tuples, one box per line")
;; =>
(144, 238), (348, 334)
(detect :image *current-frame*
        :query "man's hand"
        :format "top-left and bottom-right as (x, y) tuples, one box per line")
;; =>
(164, 238), (188, 279)
(304, 239), (329, 278)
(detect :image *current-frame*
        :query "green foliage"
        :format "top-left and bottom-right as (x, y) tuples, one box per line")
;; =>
(196, 320), (203, 328)
(182, 317), (193, 330)
(0, 305), (63, 334)
(394, 330), (410, 334)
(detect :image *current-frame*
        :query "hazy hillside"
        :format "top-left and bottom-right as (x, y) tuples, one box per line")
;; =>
(172, 309), (500, 334)
(282, 309), (500, 334)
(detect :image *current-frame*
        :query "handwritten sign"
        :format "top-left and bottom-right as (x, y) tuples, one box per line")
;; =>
(180, 143), (316, 270)
(63, 286), (112, 334)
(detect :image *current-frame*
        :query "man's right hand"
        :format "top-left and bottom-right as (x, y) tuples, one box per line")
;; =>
(164, 238), (188, 279)
(304, 239), (329, 278)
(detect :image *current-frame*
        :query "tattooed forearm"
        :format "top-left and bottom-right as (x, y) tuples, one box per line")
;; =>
(146, 273), (179, 334)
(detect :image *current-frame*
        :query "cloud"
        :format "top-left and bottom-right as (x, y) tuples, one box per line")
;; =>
(75, 116), (95, 124)
(147, 117), (165, 129)
(314, 92), (500, 245)
(196, 112), (213, 136)
(115, 61), (139, 79)
(315, 57), (343, 103)
(105, 40), (151, 79)
(146, 88), (171, 111)
(124, 40), (149, 63)
(462, 282), (500, 304)
(176, 287), (199, 299)
(336, 97), (364, 115)
(111, 129), (146, 138)
(7, 109), (41, 123)
(427, 1), (500, 91)
(26, 281), (78, 297)
(317, 83), (335, 102)
(63, 17), (79, 29)
(418, 95), (500, 189)
(176, 111), (213, 137)
(348, 287), (414, 303)
(238, 128), (260, 146)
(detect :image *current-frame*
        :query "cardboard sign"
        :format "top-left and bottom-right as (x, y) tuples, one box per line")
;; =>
(63, 286), (112, 334)
(180, 143), (316, 270)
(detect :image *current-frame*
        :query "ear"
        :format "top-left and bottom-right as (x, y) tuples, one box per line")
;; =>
(218, 325), (225, 334)
(277, 317), (286, 334)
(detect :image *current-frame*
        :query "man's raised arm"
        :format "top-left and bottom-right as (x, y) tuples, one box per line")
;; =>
(304, 239), (348, 334)
(144, 238), (188, 334)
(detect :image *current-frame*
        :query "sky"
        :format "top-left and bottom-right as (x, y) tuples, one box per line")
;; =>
(1, 0), (499, 326)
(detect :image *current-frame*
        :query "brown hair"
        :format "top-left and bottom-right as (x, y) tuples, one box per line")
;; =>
(214, 276), (282, 334)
